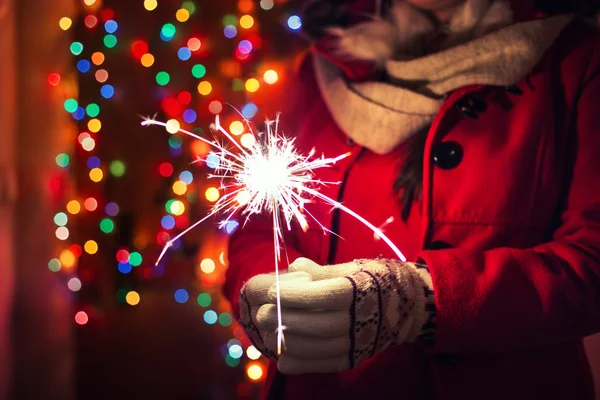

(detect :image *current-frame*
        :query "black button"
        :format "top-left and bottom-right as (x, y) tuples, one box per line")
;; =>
(427, 241), (453, 250)
(434, 354), (460, 365)
(505, 85), (523, 96)
(432, 141), (463, 170)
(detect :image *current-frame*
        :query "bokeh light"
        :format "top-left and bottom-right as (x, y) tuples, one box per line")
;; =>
(187, 38), (201, 51)
(247, 364), (263, 381)
(246, 346), (262, 360)
(67, 200), (81, 214)
(200, 258), (216, 274)
(75, 311), (89, 325)
(197, 293), (211, 307)
(59, 17), (72, 30)
(229, 121), (244, 136)
(287, 15), (302, 30)
(91, 52), (105, 65)
(191, 64), (206, 78)
(174, 289), (189, 303)
(156, 71), (170, 86)
(141, 53), (155, 67)
(245, 78), (259, 93)
(172, 181), (187, 195)
(56, 226), (70, 240)
(144, 0), (157, 11)
(126, 291), (141, 305)
(84, 197), (98, 211)
(109, 160), (126, 177)
(100, 218), (114, 233)
(68, 278), (82, 292)
(166, 119), (180, 133)
(203, 310), (218, 324)
(176, 9), (190, 22)
(55, 153), (69, 168)
(264, 69), (278, 84)
(197, 81), (212, 95)
(240, 15), (254, 29)
(205, 187), (220, 202)
(89, 168), (103, 182)
(84, 240), (99, 254)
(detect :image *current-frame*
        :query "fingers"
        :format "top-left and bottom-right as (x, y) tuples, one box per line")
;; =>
(255, 304), (349, 337)
(278, 354), (349, 375)
(264, 331), (349, 360)
(289, 257), (360, 281)
(268, 276), (353, 310)
(243, 271), (312, 305)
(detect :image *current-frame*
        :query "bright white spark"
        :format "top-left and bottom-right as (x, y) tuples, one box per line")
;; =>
(142, 114), (406, 354)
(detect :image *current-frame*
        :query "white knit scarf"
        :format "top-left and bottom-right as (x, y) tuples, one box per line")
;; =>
(314, 2), (573, 155)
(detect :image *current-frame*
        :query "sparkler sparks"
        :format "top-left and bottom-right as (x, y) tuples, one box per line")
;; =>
(142, 114), (406, 354)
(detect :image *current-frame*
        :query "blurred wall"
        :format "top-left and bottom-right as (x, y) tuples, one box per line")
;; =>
(0, 0), (17, 397)
(9, 0), (75, 398)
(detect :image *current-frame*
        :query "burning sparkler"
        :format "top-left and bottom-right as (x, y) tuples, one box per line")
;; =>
(142, 114), (406, 354)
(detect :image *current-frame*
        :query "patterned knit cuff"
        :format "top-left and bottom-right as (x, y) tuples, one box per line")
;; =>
(412, 263), (436, 344)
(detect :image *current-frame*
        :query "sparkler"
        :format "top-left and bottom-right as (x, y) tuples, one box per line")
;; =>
(142, 114), (406, 354)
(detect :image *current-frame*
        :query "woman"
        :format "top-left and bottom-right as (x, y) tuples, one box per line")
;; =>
(224, 0), (600, 398)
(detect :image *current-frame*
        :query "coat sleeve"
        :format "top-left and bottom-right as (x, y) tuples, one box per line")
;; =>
(418, 65), (600, 354)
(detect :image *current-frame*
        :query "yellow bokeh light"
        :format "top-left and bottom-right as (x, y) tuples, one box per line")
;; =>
(166, 119), (180, 134)
(59, 17), (72, 30)
(200, 258), (216, 274)
(245, 78), (260, 93)
(247, 364), (263, 381)
(241, 133), (256, 148)
(191, 140), (210, 157)
(126, 291), (141, 306)
(197, 81), (212, 96)
(141, 53), (155, 67)
(91, 52), (105, 65)
(170, 200), (185, 216)
(144, 0), (158, 11)
(172, 180), (187, 195)
(84, 0), (96, 5)
(205, 187), (220, 202)
(84, 240), (99, 255)
(263, 70), (278, 85)
(236, 190), (250, 206)
(229, 121), (244, 136)
(89, 168), (103, 182)
(67, 200), (81, 214)
(59, 249), (76, 269)
(176, 8), (190, 22)
(240, 15), (255, 29)
(88, 118), (102, 133)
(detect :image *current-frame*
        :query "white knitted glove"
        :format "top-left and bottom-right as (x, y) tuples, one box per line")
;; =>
(255, 257), (433, 374)
(238, 270), (312, 359)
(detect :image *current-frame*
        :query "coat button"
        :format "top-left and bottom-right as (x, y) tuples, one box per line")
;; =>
(426, 241), (453, 250)
(434, 354), (460, 365)
(432, 141), (463, 170)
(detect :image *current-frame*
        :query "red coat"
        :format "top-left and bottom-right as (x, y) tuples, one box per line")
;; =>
(224, 18), (600, 400)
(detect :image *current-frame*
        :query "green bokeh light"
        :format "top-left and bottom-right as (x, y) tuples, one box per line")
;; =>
(64, 98), (78, 113)
(70, 42), (84, 55)
(197, 293), (211, 307)
(129, 252), (142, 267)
(156, 71), (170, 86)
(191, 64), (206, 79)
(103, 34), (117, 48)
(109, 160), (126, 177)
(48, 258), (62, 272)
(100, 218), (114, 233)
(86, 103), (100, 117)
(161, 23), (176, 38)
(55, 153), (69, 168)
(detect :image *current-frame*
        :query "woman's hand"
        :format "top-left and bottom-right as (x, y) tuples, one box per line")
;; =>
(253, 257), (433, 374)
(238, 270), (312, 360)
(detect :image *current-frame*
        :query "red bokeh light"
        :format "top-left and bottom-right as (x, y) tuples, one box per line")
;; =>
(160, 97), (182, 117)
(177, 91), (192, 105)
(159, 162), (173, 177)
(131, 40), (149, 59)
(84, 14), (98, 28)
(187, 38), (202, 51)
(100, 8), (115, 21)
(116, 249), (130, 263)
(48, 73), (61, 86)
(75, 311), (89, 325)
(70, 244), (83, 258)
